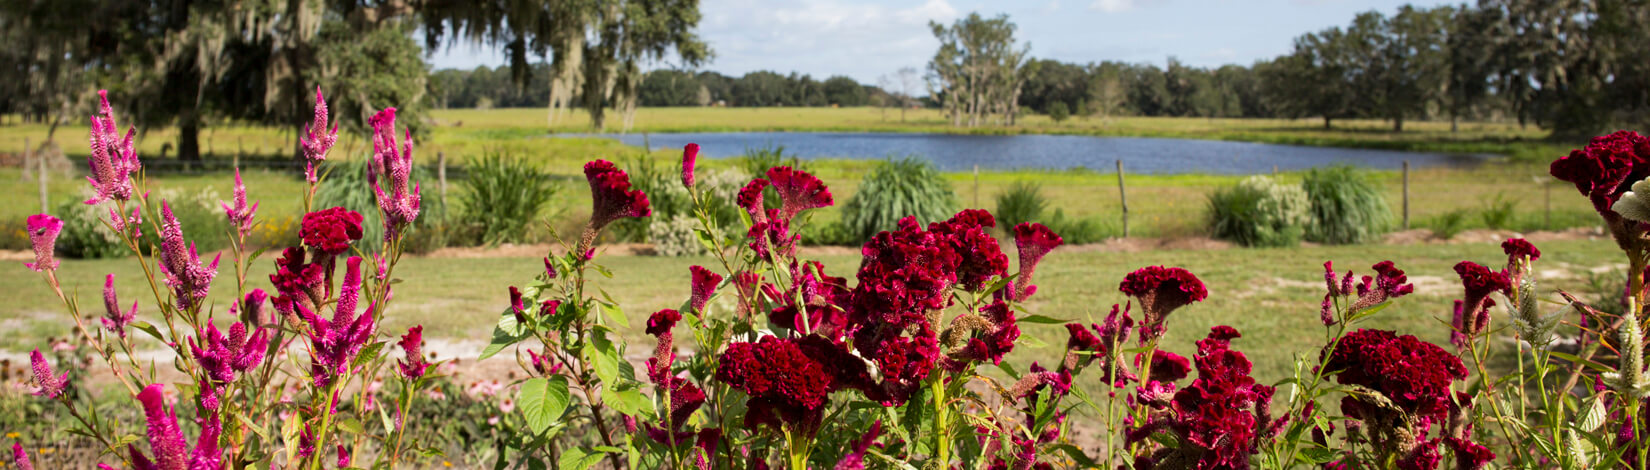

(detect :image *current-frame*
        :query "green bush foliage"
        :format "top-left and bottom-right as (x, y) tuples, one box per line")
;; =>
(457, 152), (560, 246)
(54, 197), (126, 259)
(1302, 166), (1391, 244)
(1479, 194), (1517, 230)
(994, 181), (1047, 230)
(314, 158), (447, 251)
(1207, 175), (1312, 247)
(841, 157), (958, 242)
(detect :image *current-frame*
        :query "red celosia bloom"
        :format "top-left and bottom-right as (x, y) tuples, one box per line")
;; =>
(101, 274), (138, 338)
(508, 286), (527, 323)
(29, 349), (67, 399)
(157, 202), (221, 310)
(941, 297), (1020, 370)
(765, 166), (833, 220)
(398, 325), (429, 380)
(1451, 261), (1511, 348)
(84, 90), (140, 205)
(1501, 238), (1540, 264)
(297, 257), (377, 388)
(270, 247), (325, 315)
(766, 261), (851, 335)
(1060, 304), (1136, 384)
(1146, 326), (1274, 469)
(1322, 260), (1416, 325)
(300, 207), (365, 257)
(221, 169), (259, 239)
(832, 420), (882, 470)
(644, 380), (708, 447)
(300, 87), (339, 184)
(737, 178), (770, 223)
(542, 256), (557, 280)
(539, 299), (562, 320)
(733, 271), (761, 318)
(584, 159), (652, 236)
(1012, 222), (1063, 301)
(646, 309), (683, 384)
(368, 108), (422, 240)
(1142, 350), (1191, 383)
(1120, 266), (1207, 342)
(1398, 440), (1443, 470)
(1444, 437), (1494, 470)
(852, 216), (959, 327)
(688, 266), (722, 314)
(931, 210), (1008, 291)
(130, 384), (222, 470)
(681, 143), (699, 189)
(715, 335), (869, 434)
(1009, 362), (1073, 401)
(1323, 329), (1467, 419)
(746, 211), (799, 260)
(1550, 131), (1650, 250)
(23, 214), (62, 272)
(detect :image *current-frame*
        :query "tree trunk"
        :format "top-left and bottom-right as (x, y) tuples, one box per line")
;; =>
(1392, 115), (1403, 132)
(1323, 116), (1332, 129)
(179, 116), (202, 161)
(1450, 115), (1458, 133)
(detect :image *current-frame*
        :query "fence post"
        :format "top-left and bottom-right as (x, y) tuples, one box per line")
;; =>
(1401, 160), (1410, 231)
(1117, 159), (1129, 238)
(32, 138), (46, 213)
(438, 151), (448, 208)
(973, 164), (980, 208)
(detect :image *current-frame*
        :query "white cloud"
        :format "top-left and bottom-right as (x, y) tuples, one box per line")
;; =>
(1090, 0), (1135, 12)
(697, 0), (960, 82)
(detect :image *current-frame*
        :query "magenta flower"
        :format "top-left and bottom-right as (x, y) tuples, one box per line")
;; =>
(542, 256), (557, 280)
(237, 289), (269, 326)
(1119, 266), (1207, 343)
(130, 384), (222, 470)
(108, 206), (142, 239)
(1323, 329), (1466, 419)
(398, 325), (428, 380)
(1502, 238), (1541, 264)
(300, 87), (339, 184)
(297, 256), (377, 388)
(832, 420), (882, 470)
(84, 90), (140, 205)
(23, 214), (62, 272)
(646, 309), (683, 384)
(102, 275), (138, 338)
(1445, 437), (1495, 470)
(1451, 261), (1511, 348)
(737, 178), (770, 223)
(1012, 222), (1063, 301)
(188, 319), (269, 385)
(1135, 326), (1274, 468)
(270, 247), (325, 315)
(29, 349), (67, 399)
(715, 335), (869, 435)
(583, 160), (651, 239)
(301, 207), (364, 258)
(368, 108), (422, 241)
(765, 166), (833, 220)
(681, 143), (699, 189)
(220, 169), (259, 239)
(157, 202), (221, 310)
(1322, 260), (1416, 325)
(11, 442), (31, 470)
(688, 265), (722, 314)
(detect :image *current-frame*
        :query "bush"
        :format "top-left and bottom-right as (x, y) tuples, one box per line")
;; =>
(54, 197), (126, 259)
(1207, 175), (1312, 247)
(0, 217), (28, 251)
(841, 157), (957, 242)
(135, 187), (231, 256)
(612, 156), (749, 247)
(799, 219), (858, 246)
(1301, 166), (1391, 244)
(314, 158), (447, 251)
(1044, 208), (1114, 244)
(994, 181), (1047, 230)
(739, 144), (806, 177)
(1426, 209), (1470, 240)
(1047, 101), (1070, 122)
(1480, 194), (1517, 230)
(456, 152), (560, 246)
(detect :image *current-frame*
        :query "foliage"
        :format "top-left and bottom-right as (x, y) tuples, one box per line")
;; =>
(314, 158), (447, 251)
(612, 156), (748, 246)
(995, 181), (1048, 230)
(456, 151), (560, 246)
(739, 144), (807, 177)
(53, 198), (126, 260)
(1427, 209), (1471, 240)
(1479, 194), (1517, 230)
(841, 157), (958, 242)
(1047, 101), (1070, 122)
(1302, 166), (1391, 244)
(133, 187), (231, 255)
(313, 21), (431, 139)
(1043, 208), (1114, 244)
(1207, 175), (1312, 247)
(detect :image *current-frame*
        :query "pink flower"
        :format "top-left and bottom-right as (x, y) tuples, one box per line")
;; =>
(297, 257), (377, 388)
(130, 384), (222, 470)
(689, 266), (722, 314)
(398, 325), (429, 380)
(11, 442), (31, 470)
(188, 319), (269, 382)
(542, 256), (557, 280)
(1013, 222), (1063, 301)
(1451, 261), (1511, 348)
(300, 87), (339, 184)
(1501, 238), (1541, 264)
(715, 335), (870, 435)
(765, 166), (833, 220)
(300, 207), (364, 257)
(84, 90), (140, 205)
(157, 202), (221, 310)
(737, 178), (770, 224)
(369, 108), (422, 241)
(681, 143), (699, 189)
(23, 214), (62, 272)
(107, 206), (142, 239)
(646, 309), (683, 384)
(581, 159), (651, 248)
(29, 349), (67, 399)
(220, 169), (258, 238)
(832, 421), (882, 470)
(1120, 265), (1207, 342)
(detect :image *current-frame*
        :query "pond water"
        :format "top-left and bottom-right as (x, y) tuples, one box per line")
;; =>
(575, 132), (1488, 174)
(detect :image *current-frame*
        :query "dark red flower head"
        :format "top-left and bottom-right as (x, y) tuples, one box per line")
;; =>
(930, 210), (1009, 291)
(689, 265), (723, 314)
(1012, 222), (1063, 301)
(646, 309), (682, 337)
(1120, 266), (1208, 341)
(300, 207), (364, 257)
(714, 335), (868, 435)
(646, 309), (683, 384)
(1550, 130), (1650, 219)
(765, 166), (832, 220)
(583, 159), (651, 233)
(1164, 326), (1272, 469)
(397, 325), (428, 380)
(1451, 261), (1511, 348)
(1322, 329), (1467, 419)
(681, 143), (699, 189)
(1501, 238), (1541, 265)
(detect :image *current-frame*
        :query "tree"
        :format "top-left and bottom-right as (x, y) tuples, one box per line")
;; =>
(822, 75), (867, 106)
(928, 12), (1031, 127)
(1443, 5), (1497, 132)
(897, 66), (921, 122)
(1265, 27), (1356, 128)
(638, 69), (702, 106)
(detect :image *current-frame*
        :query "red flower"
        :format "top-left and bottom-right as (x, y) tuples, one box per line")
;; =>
(931, 210), (1009, 291)
(300, 207), (364, 257)
(1146, 326), (1273, 469)
(1451, 261), (1511, 348)
(688, 266), (722, 314)
(1120, 266), (1208, 341)
(270, 247), (324, 314)
(1322, 329), (1466, 419)
(715, 335), (866, 435)
(737, 178), (770, 223)
(583, 159), (651, 238)
(397, 326), (428, 380)
(681, 143), (699, 189)
(1550, 130), (1650, 218)
(1444, 437), (1495, 470)
(1501, 238), (1541, 264)
(765, 166), (833, 220)
(1012, 222), (1063, 300)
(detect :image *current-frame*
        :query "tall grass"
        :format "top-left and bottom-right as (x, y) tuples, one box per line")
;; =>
(841, 157), (957, 242)
(314, 158), (448, 252)
(995, 181), (1047, 229)
(457, 151), (560, 246)
(1302, 166), (1391, 245)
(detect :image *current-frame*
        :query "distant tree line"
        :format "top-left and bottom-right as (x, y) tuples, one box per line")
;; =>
(430, 66), (885, 109)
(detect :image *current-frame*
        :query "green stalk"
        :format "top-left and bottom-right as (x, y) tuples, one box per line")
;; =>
(931, 374), (951, 466)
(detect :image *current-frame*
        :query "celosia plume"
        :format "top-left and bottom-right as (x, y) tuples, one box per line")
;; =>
(398, 325), (429, 380)
(130, 384), (222, 470)
(157, 201), (221, 310)
(11, 442), (30, 470)
(368, 107), (422, 241)
(23, 214), (62, 272)
(581, 159), (651, 248)
(29, 349), (67, 399)
(688, 265), (722, 314)
(1012, 222), (1062, 300)
(298, 256), (377, 388)
(300, 207), (363, 257)
(84, 90), (140, 205)
(681, 143), (699, 188)
(1120, 265), (1208, 342)
(300, 87), (339, 184)
(220, 168), (259, 238)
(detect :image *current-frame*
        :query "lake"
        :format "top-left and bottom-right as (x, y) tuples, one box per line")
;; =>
(577, 132), (1487, 174)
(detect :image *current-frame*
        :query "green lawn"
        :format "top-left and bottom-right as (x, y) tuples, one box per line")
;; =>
(4, 237), (1627, 389)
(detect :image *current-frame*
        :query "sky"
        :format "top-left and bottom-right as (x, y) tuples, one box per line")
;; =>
(426, 0), (1458, 85)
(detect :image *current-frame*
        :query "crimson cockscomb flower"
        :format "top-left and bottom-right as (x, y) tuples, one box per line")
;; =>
(1012, 222), (1062, 301)
(681, 143), (699, 189)
(940, 297), (1020, 371)
(1444, 437), (1495, 470)
(301, 207), (364, 257)
(1133, 326), (1273, 469)
(508, 286), (527, 323)
(84, 90), (140, 205)
(300, 87), (339, 184)
(1502, 238), (1540, 265)
(931, 210), (1008, 291)
(737, 178), (770, 223)
(398, 325), (428, 380)
(220, 169), (259, 239)
(538, 299), (561, 321)
(130, 384), (222, 470)
(368, 108), (422, 241)
(1451, 261), (1511, 349)
(1120, 265), (1207, 342)
(765, 166), (832, 220)
(1323, 329), (1466, 420)
(716, 335), (869, 435)
(270, 247), (325, 315)
(100, 274), (138, 338)
(542, 256), (557, 280)
(298, 256), (377, 388)
(1322, 260), (1416, 325)
(646, 309), (683, 384)
(237, 288), (269, 326)
(688, 265), (722, 314)
(23, 214), (62, 272)
(11, 442), (30, 470)
(157, 202), (221, 310)
(29, 349), (67, 399)
(581, 159), (650, 248)
(1550, 131), (1650, 251)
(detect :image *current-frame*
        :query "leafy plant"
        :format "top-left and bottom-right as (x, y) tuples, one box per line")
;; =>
(314, 157), (447, 251)
(841, 157), (958, 242)
(994, 181), (1047, 230)
(456, 151), (560, 246)
(1480, 194), (1517, 230)
(1301, 165), (1391, 244)
(1428, 209), (1470, 240)
(53, 198), (126, 259)
(1044, 208), (1114, 244)
(739, 143), (806, 177)
(1207, 175), (1311, 247)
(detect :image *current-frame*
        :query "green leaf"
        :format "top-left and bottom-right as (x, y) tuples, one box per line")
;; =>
(606, 386), (654, 418)
(603, 303), (629, 329)
(1017, 314), (1070, 325)
(1049, 444), (1098, 467)
(519, 376), (572, 435)
(1299, 446), (1339, 464)
(590, 329), (620, 385)
(131, 321), (167, 343)
(558, 447), (607, 470)
(336, 418), (364, 435)
(1577, 395), (1607, 432)
(351, 341), (386, 369)
(480, 310), (530, 360)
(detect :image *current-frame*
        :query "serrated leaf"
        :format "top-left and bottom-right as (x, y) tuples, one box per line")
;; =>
(607, 386), (654, 418)
(351, 342), (386, 369)
(131, 321), (167, 343)
(1578, 395), (1607, 432)
(519, 376), (571, 435)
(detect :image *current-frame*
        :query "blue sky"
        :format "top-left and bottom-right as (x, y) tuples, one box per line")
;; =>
(427, 0), (1458, 84)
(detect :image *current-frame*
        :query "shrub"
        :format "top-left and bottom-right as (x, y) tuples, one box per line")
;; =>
(1301, 166), (1391, 244)
(841, 157), (957, 242)
(994, 181), (1047, 230)
(613, 155), (748, 247)
(1427, 209), (1471, 240)
(1048, 101), (1070, 122)
(739, 144), (806, 177)
(1207, 175), (1311, 247)
(0, 217), (28, 250)
(456, 152), (560, 246)
(53, 197), (125, 259)
(133, 187), (231, 255)
(799, 219), (858, 246)
(1044, 208), (1114, 244)
(647, 215), (713, 256)
(1480, 194), (1517, 230)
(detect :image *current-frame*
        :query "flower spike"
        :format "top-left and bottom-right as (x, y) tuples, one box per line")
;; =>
(23, 214), (62, 272)
(29, 349), (68, 399)
(84, 90), (140, 205)
(301, 87), (339, 184)
(368, 107), (421, 241)
(101, 274), (138, 338)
